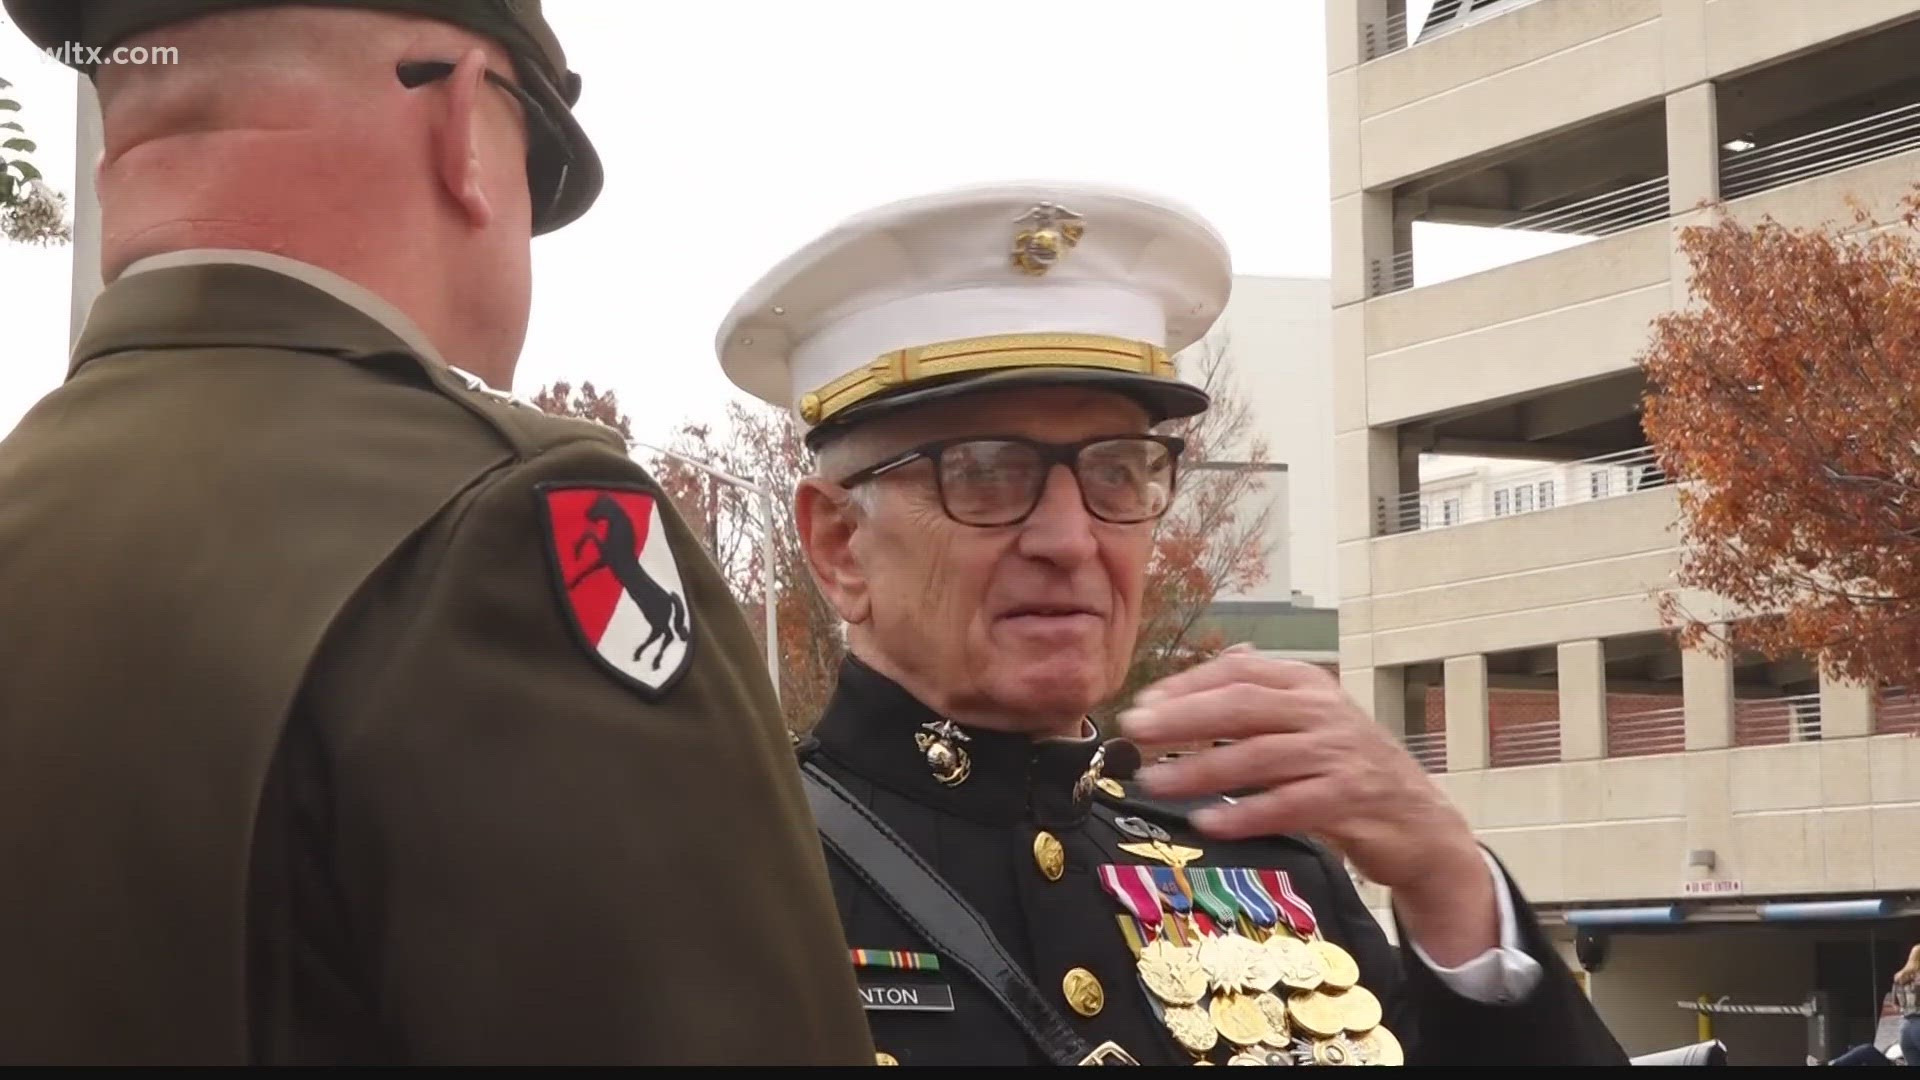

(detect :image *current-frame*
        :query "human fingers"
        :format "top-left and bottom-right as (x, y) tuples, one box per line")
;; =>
(1135, 732), (1340, 800)
(1132, 651), (1336, 709)
(1121, 682), (1352, 747)
(1188, 776), (1346, 841)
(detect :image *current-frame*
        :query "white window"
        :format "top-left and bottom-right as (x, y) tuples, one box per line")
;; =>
(1537, 481), (1556, 508)
(1493, 489), (1510, 516)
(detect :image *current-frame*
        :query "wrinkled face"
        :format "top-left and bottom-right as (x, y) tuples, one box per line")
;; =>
(820, 386), (1171, 729)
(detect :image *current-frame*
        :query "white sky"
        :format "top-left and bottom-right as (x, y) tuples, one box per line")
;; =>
(2, 0), (1567, 446)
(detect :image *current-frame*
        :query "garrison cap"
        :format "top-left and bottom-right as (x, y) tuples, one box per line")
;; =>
(2, 0), (602, 234)
(715, 181), (1232, 449)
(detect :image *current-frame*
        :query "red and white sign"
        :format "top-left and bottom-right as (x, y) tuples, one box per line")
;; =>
(540, 483), (695, 697)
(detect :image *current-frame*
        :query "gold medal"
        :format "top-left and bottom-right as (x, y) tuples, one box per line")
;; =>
(1199, 933), (1277, 993)
(1253, 991), (1291, 1047)
(1264, 933), (1324, 992)
(1236, 936), (1283, 993)
(1139, 937), (1209, 1006)
(1335, 984), (1382, 1033)
(1287, 989), (1346, 1038)
(1209, 990), (1275, 1047)
(1352, 1024), (1404, 1066)
(1164, 1002), (1220, 1055)
(1311, 939), (1359, 991)
(1310, 1037), (1357, 1067)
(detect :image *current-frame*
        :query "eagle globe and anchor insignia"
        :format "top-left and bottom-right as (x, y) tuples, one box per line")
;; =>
(539, 483), (696, 697)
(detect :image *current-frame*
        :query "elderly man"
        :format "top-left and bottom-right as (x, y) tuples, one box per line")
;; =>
(715, 182), (1627, 1066)
(0, 0), (871, 1066)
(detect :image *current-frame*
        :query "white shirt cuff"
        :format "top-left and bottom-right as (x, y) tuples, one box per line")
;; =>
(1402, 847), (1545, 1005)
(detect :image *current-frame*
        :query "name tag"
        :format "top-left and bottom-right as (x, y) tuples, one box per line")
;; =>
(858, 982), (956, 1012)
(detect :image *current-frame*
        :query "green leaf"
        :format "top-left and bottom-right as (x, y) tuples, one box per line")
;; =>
(3, 138), (35, 154)
(0, 100), (21, 114)
(0, 76), (12, 90)
(11, 159), (40, 182)
(0, 173), (14, 206)
(0, 122), (23, 133)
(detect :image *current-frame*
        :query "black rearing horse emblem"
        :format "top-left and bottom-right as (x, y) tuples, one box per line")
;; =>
(568, 493), (691, 670)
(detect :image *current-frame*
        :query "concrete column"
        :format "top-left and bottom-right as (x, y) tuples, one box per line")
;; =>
(69, 77), (104, 350)
(1661, 0), (1709, 92)
(1445, 654), (1489, 772)
(1818, 669), (1874, 739)
(1665, 82), (1719, 215)
(1337, 426), (1405, 540)
(1558, 640), (1607, 761)
(1682, 633), (1735, 750)
(1372, 666), (1408, 741)
(1333, 189), (1399, 308)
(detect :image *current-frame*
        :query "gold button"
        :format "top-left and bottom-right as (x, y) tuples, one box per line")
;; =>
(1063, 967), (1104, 1017)
(1096, 777), (1125, 799)
(1033, 830), (1065, 881)
(875, 1051), (899, 1065)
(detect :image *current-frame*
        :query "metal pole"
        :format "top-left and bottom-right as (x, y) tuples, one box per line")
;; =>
(629, 440), (781, 697)
(761, 488), (779, 703)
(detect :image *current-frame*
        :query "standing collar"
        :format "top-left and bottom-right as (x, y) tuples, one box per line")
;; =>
(70, 249), (455, 380)
(809, 655), (1115, 828)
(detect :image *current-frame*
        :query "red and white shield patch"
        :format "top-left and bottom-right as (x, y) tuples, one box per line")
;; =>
(538, 482), (696, 697)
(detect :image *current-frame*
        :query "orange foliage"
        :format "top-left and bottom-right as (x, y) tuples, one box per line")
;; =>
(1640, 186), (1920, 686)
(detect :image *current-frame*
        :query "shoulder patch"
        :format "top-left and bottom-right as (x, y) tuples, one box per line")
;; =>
(537, 481), (696, 699)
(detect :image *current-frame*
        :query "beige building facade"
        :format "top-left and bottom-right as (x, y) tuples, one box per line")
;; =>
(1328, 0), (1920, 1063)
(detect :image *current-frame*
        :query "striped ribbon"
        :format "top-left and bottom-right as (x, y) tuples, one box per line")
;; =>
(1150, 866), (1193, 916)
(850, 948), (940, 971)
(1097, 864), (1163, 932)
(1256, 868), (1319, 937)
(1188, 867), (1241, 929)
(1223, 867), (1279, 929)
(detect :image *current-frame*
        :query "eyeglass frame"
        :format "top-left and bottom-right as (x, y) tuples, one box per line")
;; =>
(834, 433), (1188, 527)
(395, 60), (572, 226)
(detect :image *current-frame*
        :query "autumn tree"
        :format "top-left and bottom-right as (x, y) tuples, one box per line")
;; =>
(639, 403), (844, 732)
(1100, 335), (1276, 721)
(0, 77), (71, 246)
(1639, 185), (1920, 687)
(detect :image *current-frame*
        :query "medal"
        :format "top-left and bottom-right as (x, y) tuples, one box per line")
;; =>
(1253, 991), (1292, 1048)
(1351, 1024), (1404, 1066)
(1140, 936), (1210, 1006)
(1165, 1002), (1221, 1055)
(1334, 984), (1382, 1033)
(1100, 866), (1208, 1006)
(1310, 939), (1359, 991)
(1287, 990), (1347, 1039)
(1189, 869), (1282, 993)
(1210, 990), (1276, 1047)
(1263, 933), (1325, 993)
(1309, 1037), (1358, 1067)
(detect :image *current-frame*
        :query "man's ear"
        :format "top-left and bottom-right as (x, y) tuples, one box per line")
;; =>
(430, 48), (495, 230)
(795, 478), (870, 626)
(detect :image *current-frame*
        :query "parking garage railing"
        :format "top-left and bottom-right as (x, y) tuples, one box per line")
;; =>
(1379, 444), (1669, 536)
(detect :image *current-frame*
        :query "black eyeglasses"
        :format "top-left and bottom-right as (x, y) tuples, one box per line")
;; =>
(397, 60), (572, 225)
(838, 434), (1185, 527)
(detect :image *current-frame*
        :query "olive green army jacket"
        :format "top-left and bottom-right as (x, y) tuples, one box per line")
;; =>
(0, 252), (875, 1066)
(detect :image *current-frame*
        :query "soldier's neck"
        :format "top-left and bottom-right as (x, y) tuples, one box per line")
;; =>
(97, 140), (527, 388)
